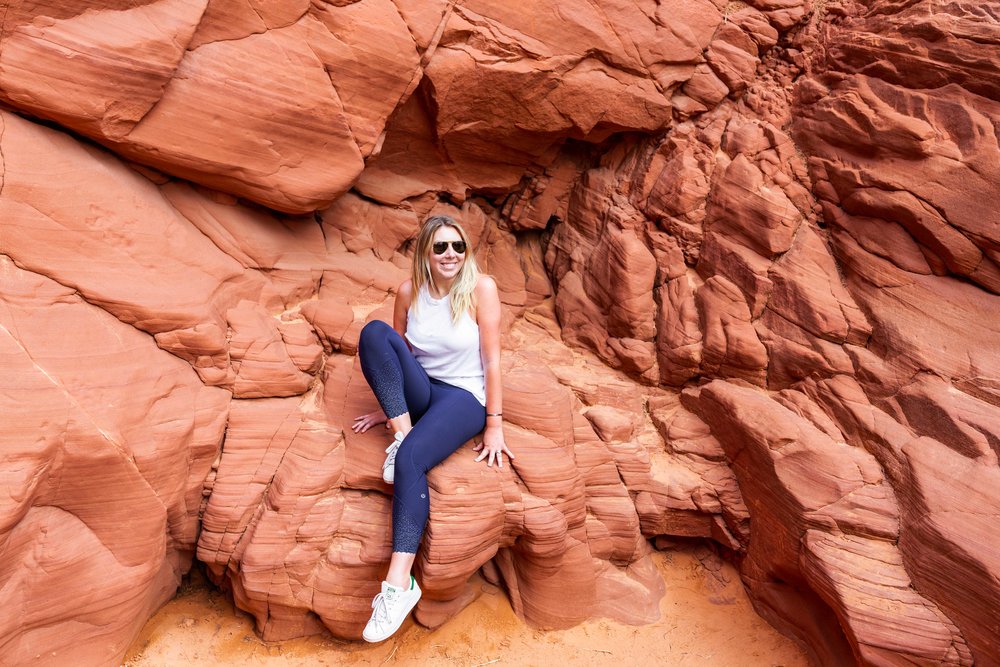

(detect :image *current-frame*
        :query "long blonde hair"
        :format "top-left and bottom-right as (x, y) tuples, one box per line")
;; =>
(411, 215), (480, 324)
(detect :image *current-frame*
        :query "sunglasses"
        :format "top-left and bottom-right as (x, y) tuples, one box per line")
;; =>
(431, 240), (467, 255)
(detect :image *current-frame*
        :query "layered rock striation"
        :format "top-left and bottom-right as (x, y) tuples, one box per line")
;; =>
(1, 0), (998, 666)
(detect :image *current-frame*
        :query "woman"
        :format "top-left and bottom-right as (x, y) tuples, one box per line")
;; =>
(352, 214), (514, 643)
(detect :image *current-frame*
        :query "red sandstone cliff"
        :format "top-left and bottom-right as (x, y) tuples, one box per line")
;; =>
(0, 1), (997, 665)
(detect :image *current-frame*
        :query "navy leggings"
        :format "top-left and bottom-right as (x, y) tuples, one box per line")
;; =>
(358, 320), (486, 553)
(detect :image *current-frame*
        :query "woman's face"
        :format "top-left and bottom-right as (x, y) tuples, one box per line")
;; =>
(427, 225), (467, 284)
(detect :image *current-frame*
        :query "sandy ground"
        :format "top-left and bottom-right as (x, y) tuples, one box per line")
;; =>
(124, 545), (810, 667)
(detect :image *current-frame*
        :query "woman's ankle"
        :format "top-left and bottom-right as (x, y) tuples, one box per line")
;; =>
(387, 413), (413, 436)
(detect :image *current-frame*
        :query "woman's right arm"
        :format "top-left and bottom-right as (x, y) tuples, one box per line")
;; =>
(353, 280), (413, 433)
(393, 279), (413, 338)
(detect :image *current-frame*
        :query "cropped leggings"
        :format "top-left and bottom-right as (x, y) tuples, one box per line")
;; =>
(358, 320), (486, 553)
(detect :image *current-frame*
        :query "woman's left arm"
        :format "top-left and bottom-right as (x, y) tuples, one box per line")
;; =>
(473, 275), (514, 468)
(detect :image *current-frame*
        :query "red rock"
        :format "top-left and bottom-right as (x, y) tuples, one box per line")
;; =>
(834, 232), (1000, 402)
(698, 232), (772, 317)
(584, 226), (657, 342)
(2, 1), (998, 664)
(686, 380), (973, 666)
(825, 205), (935, 276)
(308, 0), (423, 156)
(756, 308), (855, 388)
(657, 0), (723, 53)
(199, 393), (345, 639)
(841, 187), (1000, 293)
(278, 320), (324, 374)
(161, 182), (328, 271)
(821, 1), (1000, 99)
(0, 257), (229, 665)
(320, 192), (420, 261)
(121, 22), (365, 213)
(300, 299), (356, 354)
(654, 275), (703, 386)
(697, 276), (768, 385)
(640, 112), (732, 264)
(895, 438), (1000, 665)
(682, 63), (730, 108)
(801, 531), (972, 666)
(500, 150), (590, 232)
(707, 153), (804, 259)
(0, 0), (204, 139)
(195, 318), (678, 641)
(0, 110), (277, 387)
(226, 302), (316, 398)
(353, 92), (471, 205)
(501, 362), (575, 448)
(797, 72), (1000, 297)
(746, 0), (809, 31)
(0, 2), (428, 213)
(765, 224), (871, 345)
(190, 0), (310, 48)
(583, 405), (637, 443)
(547, 166), (661, 383)
(390, 0), (451, 52)
(705, 39), (759, 97)
(727, 7), (779, 51)
(417, 0), (705, 190)
(807, 373), (1000, 665)
(893, 374), (999, 461)
(778, 8), (1000, 657)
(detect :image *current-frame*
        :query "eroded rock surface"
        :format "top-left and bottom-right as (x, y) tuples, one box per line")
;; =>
(1, 0), (998, 665)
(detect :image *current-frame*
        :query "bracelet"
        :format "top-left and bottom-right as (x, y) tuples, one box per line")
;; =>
(486, 412), (503, 417)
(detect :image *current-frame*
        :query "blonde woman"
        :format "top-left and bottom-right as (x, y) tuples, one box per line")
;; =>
(352, 214), (513, 642)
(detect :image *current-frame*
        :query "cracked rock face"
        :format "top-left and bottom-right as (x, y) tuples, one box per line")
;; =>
(1, 1), (999, 666)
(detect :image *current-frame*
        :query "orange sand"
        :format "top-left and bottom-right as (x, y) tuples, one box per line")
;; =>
(124, 545), (811, 666)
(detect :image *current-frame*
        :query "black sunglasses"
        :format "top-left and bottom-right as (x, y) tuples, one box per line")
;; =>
(431, 240), (467, 255)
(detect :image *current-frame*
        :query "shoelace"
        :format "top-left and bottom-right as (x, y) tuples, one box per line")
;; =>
(384, 437), (401, 468)
(370, 589), (397, 625)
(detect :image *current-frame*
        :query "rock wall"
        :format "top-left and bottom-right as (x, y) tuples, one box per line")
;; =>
(1, 1), (998, 666)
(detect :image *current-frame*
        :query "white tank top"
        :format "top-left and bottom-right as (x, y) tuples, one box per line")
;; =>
(405, 286), (486, 406)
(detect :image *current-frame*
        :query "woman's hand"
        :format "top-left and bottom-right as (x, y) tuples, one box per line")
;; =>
(473, 424), (515, 468)
(353, 409), (388, 433)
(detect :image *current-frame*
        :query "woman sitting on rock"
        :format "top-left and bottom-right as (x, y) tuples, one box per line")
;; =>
(352, 214), (513, 642)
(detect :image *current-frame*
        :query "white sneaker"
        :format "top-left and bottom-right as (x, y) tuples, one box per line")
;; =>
(383, 431), (405, 484)
(362, 577), (422, 642)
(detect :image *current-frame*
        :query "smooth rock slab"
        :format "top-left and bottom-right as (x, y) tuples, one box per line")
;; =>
(0, 258), (229, 666)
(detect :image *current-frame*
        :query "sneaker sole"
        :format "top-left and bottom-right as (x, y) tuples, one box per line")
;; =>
(362, 588), (421, 643)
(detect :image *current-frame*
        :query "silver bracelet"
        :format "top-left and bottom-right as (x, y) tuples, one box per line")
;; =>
(486, 412), (503, 417)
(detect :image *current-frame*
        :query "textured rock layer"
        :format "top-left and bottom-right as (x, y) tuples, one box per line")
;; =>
(1, 1), (998, 666)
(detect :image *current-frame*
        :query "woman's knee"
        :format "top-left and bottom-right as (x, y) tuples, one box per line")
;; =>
(392, 443), (415, 483)
(359, 319), (392, 351)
